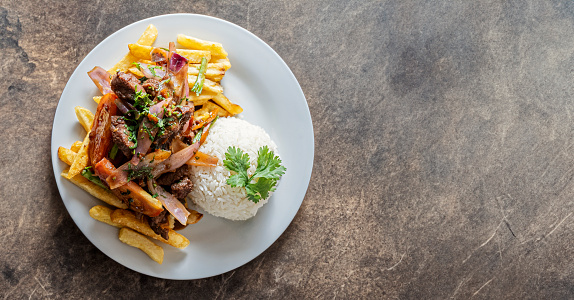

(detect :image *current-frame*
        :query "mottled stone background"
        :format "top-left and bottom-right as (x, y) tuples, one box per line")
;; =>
(2, 0), (574, 299)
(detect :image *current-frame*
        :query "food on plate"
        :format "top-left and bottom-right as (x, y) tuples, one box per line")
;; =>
(188, 117), (285, 220)
(58, 24), (285, 263)
(119, 228), (164, 264)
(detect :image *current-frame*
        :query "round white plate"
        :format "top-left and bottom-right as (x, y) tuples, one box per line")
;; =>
(51, 14), (313, 280)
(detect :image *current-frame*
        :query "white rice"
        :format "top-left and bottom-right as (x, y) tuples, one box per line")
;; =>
(188, 117), (279, 220)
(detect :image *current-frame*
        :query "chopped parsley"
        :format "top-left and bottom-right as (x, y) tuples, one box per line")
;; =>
(126, 163), (154, 182)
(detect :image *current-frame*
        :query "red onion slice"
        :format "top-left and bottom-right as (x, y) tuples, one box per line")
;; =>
(87, 66), (113, 95)
(147, 178), (190, 225)
(151, 142), (199, 179)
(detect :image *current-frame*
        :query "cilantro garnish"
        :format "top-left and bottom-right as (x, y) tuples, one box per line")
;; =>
(223, 146), (286, 203)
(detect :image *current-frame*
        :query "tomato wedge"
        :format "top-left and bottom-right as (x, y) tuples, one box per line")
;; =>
(88, 93), (117, 167)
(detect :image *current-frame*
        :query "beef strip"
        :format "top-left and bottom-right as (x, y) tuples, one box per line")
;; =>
(110, 116), (135, 157)
(155, 105), (193, 146)
(170, 177), (193, 201)
(148, 210), (169, 240)
(156, 165), (190, 186)
(142, 78), (161, 97)
(111, 71), (143, 101)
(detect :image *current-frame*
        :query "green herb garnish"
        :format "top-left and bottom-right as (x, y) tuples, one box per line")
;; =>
(126, 163), (154, 182)
(81, 167), (108, 190)
(223, 146), (286, 203)
(190, 57), (207, 96)
(109, 143), (119, 159)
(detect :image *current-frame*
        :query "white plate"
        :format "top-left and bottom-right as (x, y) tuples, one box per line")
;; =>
(51, 14), (313, 279)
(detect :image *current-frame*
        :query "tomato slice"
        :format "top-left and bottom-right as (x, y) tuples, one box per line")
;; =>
(88, 93), (118, 167)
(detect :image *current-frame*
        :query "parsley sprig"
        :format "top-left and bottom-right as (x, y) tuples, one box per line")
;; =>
(224, 146), (286, 203)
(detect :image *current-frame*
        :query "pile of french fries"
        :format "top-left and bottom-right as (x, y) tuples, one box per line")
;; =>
(58, 24), (242, 263)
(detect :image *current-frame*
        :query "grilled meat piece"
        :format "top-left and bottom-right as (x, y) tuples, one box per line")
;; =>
(170, 177), (194, 201)
(110, 116), (135, 157)
(111, 71), (143, 101)
(148, 210), (169, 240)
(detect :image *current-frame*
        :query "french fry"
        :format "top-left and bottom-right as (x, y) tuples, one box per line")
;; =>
(128, 66), (145, 78)
(70, 141), (82, 152)
(177, 34), (228, 58)
(188, 64), (225, 82)
(187, 92), (218, 105)
(61, 169), (128, 209)
(75, 106), (94, 132)
(110, 209), (190, 249)
(93, 96), (102, 104)
(119, 228), (164, 264)
(89, 205), (121, 228)
(212, 93), (243, 116)
(187, 75), (223, 94)
(136, 24), (158, 45)
(108, 24), (158, 73)
(58, 147), (76, 165)
(204, 101), (232, 118)
(128, 44), (211, 63)
(209, 57), (231, 70)
(186, 209), (203, 225)
(65, 131), (90, 179)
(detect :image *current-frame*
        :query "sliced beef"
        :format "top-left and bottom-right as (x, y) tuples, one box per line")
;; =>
(110, 116), (135, 157)
(111, 71), (143, 101)
(142, 78), (161, 97)
(155, 105), (194, 146)
(170, 177), (193, 201)
(156, 165), (190, 186)
(148, 210), (169, 240)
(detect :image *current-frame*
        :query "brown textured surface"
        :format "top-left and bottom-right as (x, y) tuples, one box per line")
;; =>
(2, 0), (574, 299)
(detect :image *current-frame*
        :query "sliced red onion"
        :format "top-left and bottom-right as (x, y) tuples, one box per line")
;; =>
(107, 149), (171, 190)
(151, 142), (199, 178)
(130, 100), (167, 164)
(147, 178), (190, 225)
(151, 48), (168, 63)
(87, 66), (113, 95)
(168, 53), (188, 73)
(140, 63), (166, 80)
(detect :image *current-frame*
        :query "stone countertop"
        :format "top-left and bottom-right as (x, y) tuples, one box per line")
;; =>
(2, 1), (574, 299)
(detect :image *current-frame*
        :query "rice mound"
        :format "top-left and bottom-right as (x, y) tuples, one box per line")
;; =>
(188, 117), (279, 220)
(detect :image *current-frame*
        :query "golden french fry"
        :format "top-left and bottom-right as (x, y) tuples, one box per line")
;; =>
(110, 209), (190, 249)
(128, 44), (211, 63)
(70, 141), (82, 152)
(128, 66), (145, 78)
(188, 64), (225, 82)
(119, 228), (164, 264)
(204, 101), (232, 118)
(89, 205), (122, 228)
(58, 147), (76, 165)
(65, 131), (90, 179)
(136, 24), (158, 46)
(212, 93), (243, 116)
(188, 97), (209, 107)
(186, 210), (203, 225)
(167, 214), (175, 229)
(93, 96), (102, 104)
(209, 57), (231, 70)
(187, 92), (218, 105)
(108, 25), (158, 73)
(187, 75), (223, 95)
(177, 34), (228, 58)
(75, 106), (94, 132)
(61, 169), (128, 209)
